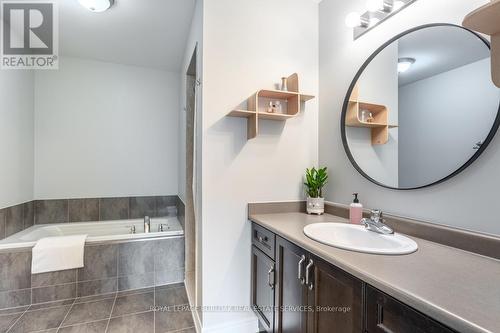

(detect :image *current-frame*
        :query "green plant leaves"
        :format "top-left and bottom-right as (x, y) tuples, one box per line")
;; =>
(304, 167), (328, 198)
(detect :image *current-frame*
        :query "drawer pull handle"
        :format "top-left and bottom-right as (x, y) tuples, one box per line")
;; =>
(268, 267), (275, 289)
(305, 259), (314, 290)
(297, 255), (306, 285)
(257, 235), (268, 244)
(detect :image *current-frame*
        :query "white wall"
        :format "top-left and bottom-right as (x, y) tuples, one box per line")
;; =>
(0, 71), (34, 208)
(319, 0), (500, 235)
(202, 0), (318, 331)
(399, 58), (498, 187)
(346, 42), (399, 187)
(34, 57), (180, 199)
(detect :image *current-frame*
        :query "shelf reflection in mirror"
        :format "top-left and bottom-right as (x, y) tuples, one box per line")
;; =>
(341, 24), (500, 190)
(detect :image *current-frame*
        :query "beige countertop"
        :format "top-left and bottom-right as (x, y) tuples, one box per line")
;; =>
(249, 212), (500, 333)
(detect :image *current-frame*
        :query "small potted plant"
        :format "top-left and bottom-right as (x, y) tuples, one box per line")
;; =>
(304, 167), (328, 215)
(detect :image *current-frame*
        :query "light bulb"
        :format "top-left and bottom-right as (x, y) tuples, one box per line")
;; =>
(393, 1), (405, 11)
(345, 12), (362, 28)
(78, 0), (114, 12)
(369, 17), (380, 27)
(366, 0), (384, 12)
(398, 58), (415, 73)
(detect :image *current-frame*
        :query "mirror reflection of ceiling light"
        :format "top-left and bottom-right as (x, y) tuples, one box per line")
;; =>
(398, 58), (416, 73)
(78, 0), (114, 12)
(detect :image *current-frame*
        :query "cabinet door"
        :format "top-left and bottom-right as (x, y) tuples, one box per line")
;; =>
(251, 245), (276, 333)
(275, 236), (308, 333)
(306, 255), (363, 333)
(366, 285), (456, 333)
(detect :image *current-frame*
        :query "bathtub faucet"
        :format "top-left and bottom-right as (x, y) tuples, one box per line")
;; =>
(144, 216), (151, 233)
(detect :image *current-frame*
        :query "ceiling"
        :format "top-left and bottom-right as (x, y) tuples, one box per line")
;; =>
(398, 26), (490, 86)
(58, 0), (195, 72)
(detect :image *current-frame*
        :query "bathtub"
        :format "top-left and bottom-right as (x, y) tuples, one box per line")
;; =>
(0, 217), (184, 250)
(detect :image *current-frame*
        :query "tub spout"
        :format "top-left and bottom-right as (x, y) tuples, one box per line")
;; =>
(144, 216), (151, 233)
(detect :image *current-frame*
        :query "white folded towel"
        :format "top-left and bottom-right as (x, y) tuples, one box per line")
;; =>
(32, 235), (87, 274)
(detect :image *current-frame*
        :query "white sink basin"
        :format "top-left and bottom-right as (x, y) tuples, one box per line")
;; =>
(303, 223), (418, 255)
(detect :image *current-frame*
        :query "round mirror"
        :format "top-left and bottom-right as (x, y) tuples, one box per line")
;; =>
(341, 24), (500, 190)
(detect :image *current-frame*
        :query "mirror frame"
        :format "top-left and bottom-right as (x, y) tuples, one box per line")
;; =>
(341, 23), (500, 190)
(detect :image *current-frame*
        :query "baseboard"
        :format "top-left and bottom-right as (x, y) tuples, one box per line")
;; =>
(185, 278), (202, 333)
(201, 316), (258, 333)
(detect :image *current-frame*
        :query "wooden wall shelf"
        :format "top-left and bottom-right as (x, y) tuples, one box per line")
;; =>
(345, 85), (397, 145)
(227, 73), (315, 140)
(463, 0), (500, 87)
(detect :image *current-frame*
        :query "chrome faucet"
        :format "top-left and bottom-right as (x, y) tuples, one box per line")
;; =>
(144, 216), (151, 233)
(361, 210), (394, 235)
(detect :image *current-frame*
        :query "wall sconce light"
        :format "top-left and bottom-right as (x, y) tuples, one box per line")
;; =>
(346, 0), (417, 40)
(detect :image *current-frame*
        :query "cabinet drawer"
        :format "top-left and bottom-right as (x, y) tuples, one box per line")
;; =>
(251, 245), (275, 333)
(366, 285), (456, 333)
(252, 223), (275, 259)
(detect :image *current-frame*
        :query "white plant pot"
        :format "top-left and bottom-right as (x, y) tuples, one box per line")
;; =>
(307, 197), (324, 215)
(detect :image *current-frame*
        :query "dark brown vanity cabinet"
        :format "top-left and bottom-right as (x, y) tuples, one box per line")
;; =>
(251, 245), (276, 333)
(306, 254), (363, 333)
(365, 286), (455, 333)
(273, 236), (363, 333)
(251, 223), (456, 333)
(274, 236), (308, 333)
(251, 224), (277, 333)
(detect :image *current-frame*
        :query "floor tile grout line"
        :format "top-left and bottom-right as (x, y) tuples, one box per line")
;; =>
(57, 317), (110, 329)
(165, 327), (196, 333)
(31, 281), (77, 289)
(59, 301), (134, 329)
(2, 283), (187, 331)
(104, 292), (118, 333)
(56, 296), (77, 332)
(0, 283), (181, 314)
(27, 293), (118, 312)
(5, 288), (189, 333)
(5, 306), (29, 333)
(109, 309), (154, 320)
(0, 305), (28, 315)
(28, 300), (75, 312)
(103, 238), (120, 332)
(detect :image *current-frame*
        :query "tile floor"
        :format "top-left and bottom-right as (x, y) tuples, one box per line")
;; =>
(0, 283), (194, 333)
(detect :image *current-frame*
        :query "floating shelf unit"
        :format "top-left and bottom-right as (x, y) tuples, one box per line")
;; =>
(346, 85), (398, 145)
(227, 73), (315, 140)
(463, 0), (500, 87)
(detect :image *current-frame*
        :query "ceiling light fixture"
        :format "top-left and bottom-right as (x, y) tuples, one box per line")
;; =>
(345, 12), (370, 28)
(345, 12), (362, 28)
(78, 0), (114, 12)
(366, 0), (385, 12)
(398, 58), (415, 73)
(369, 17), (381, 27)
(346, 0), (417, 40)
(393, 0), (405, 11)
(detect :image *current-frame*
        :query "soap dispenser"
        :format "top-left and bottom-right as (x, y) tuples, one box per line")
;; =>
(350, 193), (363, 224)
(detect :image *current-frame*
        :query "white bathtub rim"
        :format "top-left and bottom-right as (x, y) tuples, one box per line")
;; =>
(0, 217), (184, 251)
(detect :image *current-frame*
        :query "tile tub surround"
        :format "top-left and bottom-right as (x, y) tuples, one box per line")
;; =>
(0, 203), (34, 240)
(248, 201), (500, 260)
(1, 284), (194, 333)
(35, 195), (179, 224)
(0, 195), (184, 240)
(0, 237), (185, 311)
